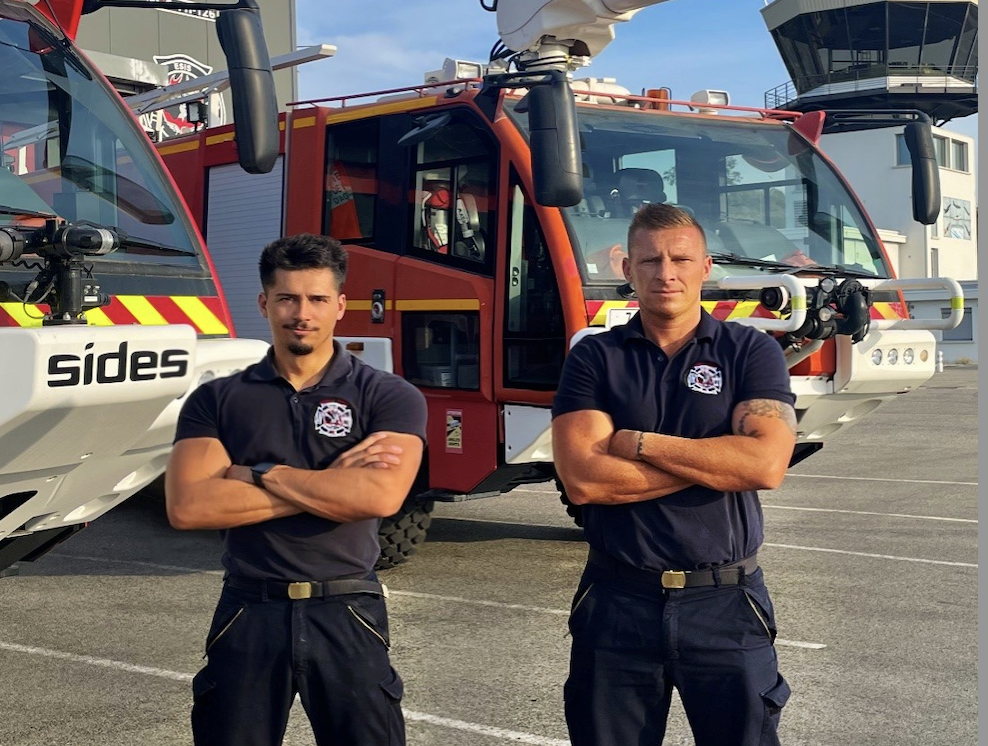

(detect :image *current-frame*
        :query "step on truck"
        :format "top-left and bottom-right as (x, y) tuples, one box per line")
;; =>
(158, 0), (963, 568)
(0, 0), (281, 575)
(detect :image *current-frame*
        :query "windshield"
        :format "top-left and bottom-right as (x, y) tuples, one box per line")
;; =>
(504, 100), (890, 284)
(0, 6), (200, 267)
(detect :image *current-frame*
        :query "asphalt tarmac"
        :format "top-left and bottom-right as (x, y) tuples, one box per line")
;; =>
(0, 366), (977, 746)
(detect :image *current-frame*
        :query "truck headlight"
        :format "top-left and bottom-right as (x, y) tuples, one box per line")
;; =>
(887, 348), (899, 365)
(871, 348), (883, 365)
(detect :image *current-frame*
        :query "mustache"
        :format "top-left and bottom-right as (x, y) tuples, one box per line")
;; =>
(283, 322), (316, 331)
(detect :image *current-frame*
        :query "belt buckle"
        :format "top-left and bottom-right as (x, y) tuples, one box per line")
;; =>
(661, 570), (687, 589)
(288, 582), (313, 600)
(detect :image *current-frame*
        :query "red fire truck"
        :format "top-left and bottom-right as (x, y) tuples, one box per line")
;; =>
(158, 1), (963, 567)
(0, 0), (278, 573)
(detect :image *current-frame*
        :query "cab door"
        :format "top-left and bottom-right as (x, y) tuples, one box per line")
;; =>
(392, 108), (499, 494)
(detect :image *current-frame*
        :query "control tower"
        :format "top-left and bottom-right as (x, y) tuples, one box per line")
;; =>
(762, 0), (977, 124)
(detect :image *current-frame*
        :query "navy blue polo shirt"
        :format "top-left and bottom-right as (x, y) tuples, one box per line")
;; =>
(552, 309), (794, 572)
(174, 342), (427, 581)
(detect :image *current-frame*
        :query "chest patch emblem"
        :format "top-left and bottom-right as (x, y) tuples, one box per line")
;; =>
(314, 399), (354, 438)
(686, 363), (723, 395)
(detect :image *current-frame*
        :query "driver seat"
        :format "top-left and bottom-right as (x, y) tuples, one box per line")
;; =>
(611, 168), (667, 216)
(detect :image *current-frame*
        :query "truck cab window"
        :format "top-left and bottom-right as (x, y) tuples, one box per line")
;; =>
(504, 182), (565, 389)
(409, 118), (494, 271)
(324, 121), (379, 243)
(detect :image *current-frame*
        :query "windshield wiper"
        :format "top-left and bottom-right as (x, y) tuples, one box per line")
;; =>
(790, 263), (882, 279)
(710, 252), (883, 279)
(708, 252), (793, 270)
(115, 230), (192, 255)
(0, 204), (59, 220)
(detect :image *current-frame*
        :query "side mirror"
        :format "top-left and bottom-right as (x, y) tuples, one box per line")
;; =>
(903, 121), (940, 225)
(527, 75), (583, 207)
(216, 0), (278, 174)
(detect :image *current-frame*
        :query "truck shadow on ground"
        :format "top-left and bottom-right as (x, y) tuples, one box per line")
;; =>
(426, 516), (585, 544)
(11, 495), (586, 579)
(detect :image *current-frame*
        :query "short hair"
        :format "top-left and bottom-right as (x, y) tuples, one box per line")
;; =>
(259, 234), (348, 291)
(627, 203), (707, 255)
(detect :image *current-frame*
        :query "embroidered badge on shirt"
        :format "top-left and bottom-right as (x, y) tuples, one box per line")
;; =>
(686, 363), (723, 395)
(314, 399), (354, 437)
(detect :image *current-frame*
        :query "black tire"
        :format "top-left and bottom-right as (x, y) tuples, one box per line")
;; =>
(375, 499), (435, 570)
(556, 479), (584, 528)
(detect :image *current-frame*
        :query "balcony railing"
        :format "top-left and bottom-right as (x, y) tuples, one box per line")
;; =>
(765, 65), (978, 109)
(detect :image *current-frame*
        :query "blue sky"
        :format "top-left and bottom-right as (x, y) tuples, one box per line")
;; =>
(292, 0), (977, 142)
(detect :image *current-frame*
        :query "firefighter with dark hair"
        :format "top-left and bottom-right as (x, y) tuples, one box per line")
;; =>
(166, 233), (426, 746)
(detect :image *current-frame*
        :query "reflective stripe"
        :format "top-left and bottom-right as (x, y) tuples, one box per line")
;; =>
(347, 300), (394, 311)
(84, 307), (114, 326)
(0, 303), (44, 326)
(395, 299), (480, 311)
(171, 295), (229, 334)
(205, 132), (235, 146)
(156, 139), (200, 156)
(0, 296), (229, 330)
(118, 295), (169, 325)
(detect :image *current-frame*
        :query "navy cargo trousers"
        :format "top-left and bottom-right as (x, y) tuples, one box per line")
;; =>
(190, 579), (405, 746)
(564, 563), (791, 746)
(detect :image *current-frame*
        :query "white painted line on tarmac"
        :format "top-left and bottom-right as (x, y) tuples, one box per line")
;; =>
(764, 543), (977, 568)
(435, 515), (570, 528)
(54, 553), (224, 576)
(390, 589), (568, 615)
(761, 505), (977, 523)
(403, 711), (569, 745)
(52, 552), (828, 649)
(0, 641), (194, 681)
(437, 517), (978, 567)
(783, 473), (977, 487)
(389, 590), (825, 650)
(775, 639), (826, 650)
(0, 641), (569, 746)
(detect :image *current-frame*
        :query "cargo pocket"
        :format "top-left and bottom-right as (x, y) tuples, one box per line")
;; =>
(190, 669), (219, 742)
(380, 667), (406, 745)
(759, 674), (791, 744)
(192, 668), (217, 700)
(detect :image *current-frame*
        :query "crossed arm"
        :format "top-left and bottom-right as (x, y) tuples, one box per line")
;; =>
(552, 398), (797, 506)
(164, 431), (423, 530)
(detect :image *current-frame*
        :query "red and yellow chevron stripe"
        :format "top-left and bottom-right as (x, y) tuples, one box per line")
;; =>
(585, 299), (908, 326)
(0, 295), (230, 334)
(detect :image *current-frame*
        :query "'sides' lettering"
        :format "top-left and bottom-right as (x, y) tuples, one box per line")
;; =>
(47, 342), (190, 387)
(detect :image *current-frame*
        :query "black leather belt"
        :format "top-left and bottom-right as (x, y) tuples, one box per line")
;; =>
(225, 575), (384, 600)
(588, 548), (758, 589)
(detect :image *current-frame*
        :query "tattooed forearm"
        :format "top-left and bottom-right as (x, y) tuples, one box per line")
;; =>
(734, 399), (798, 437)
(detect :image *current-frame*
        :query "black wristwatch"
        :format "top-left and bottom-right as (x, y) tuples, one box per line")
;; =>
(251, 462), (277, 488)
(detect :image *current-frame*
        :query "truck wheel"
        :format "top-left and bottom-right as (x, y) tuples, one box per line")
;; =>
(556, 479), (584, 528)
(376, 499), (435, 570)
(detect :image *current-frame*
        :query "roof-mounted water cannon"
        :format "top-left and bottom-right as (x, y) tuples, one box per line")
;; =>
(490, 0), (673, 73)
(477, 1), (673, 207)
